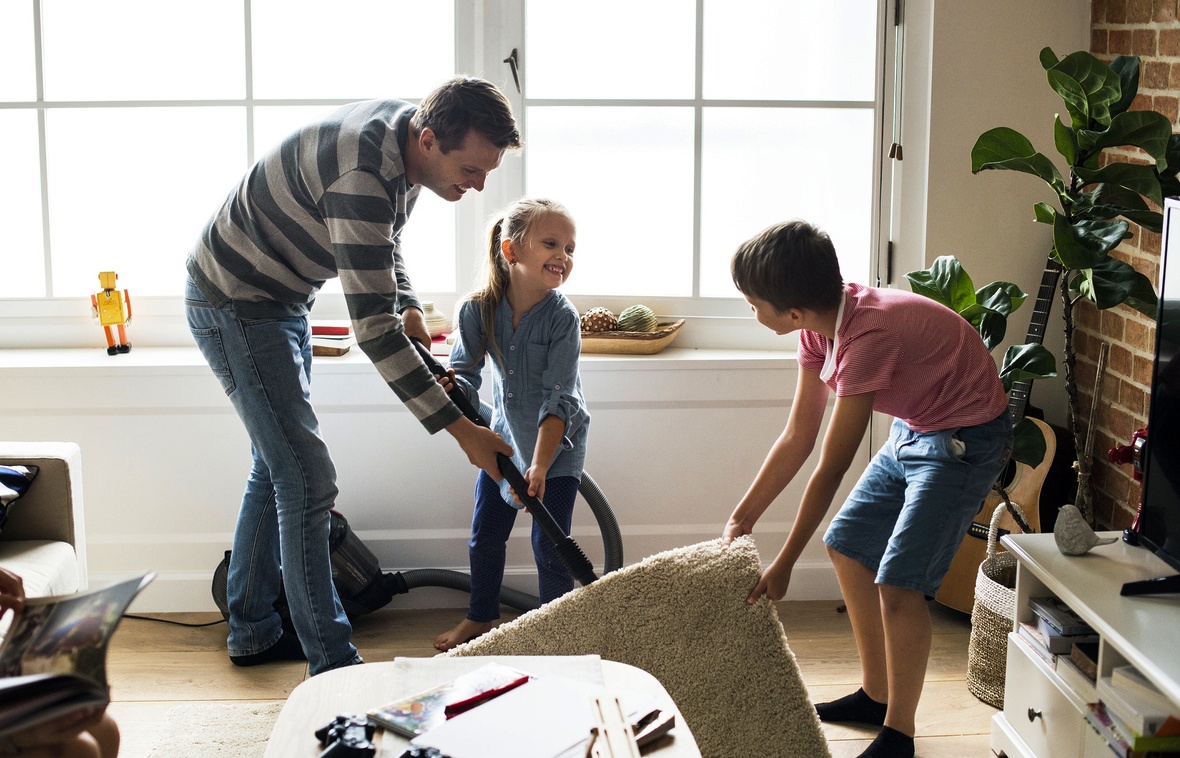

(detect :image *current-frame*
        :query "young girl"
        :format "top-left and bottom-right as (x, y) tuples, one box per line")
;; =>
(434, 198), (589, 652)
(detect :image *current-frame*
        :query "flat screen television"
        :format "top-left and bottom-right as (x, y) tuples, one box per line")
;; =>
(1123, 195), (1180, 596)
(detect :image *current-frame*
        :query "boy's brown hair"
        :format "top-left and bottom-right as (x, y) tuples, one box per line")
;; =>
(730, 220), (844, 313)
(411, 76), (521, 153)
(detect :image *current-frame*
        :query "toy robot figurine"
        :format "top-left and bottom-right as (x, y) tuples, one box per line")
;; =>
(91, 271), (132, 355)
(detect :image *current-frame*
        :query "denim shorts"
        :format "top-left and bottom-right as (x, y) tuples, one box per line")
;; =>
(823, 411), (1012, 597)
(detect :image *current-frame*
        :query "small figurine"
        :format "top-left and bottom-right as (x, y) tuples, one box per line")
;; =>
(1054, 503), (1118, 556)
(91, 271), (132, 355)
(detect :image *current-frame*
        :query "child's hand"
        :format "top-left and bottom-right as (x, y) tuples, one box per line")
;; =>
(747, 561), (793, 604)
(524, 464), (548, 504)
(432, 367), (458, 394)
(721, 518), (755, 549)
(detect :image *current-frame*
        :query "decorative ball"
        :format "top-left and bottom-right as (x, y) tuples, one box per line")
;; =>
(617, 304), (659, 332)
(580, 307), (617, 332)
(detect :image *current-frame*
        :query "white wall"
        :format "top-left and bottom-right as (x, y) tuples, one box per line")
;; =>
(0, 345), (855, 611)
(895, 0), (1090, 426)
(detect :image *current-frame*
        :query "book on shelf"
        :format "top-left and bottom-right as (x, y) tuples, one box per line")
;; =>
(1113, 665), (1178, 715)
(1036, 615), (1099, 655)
(1088, 701), (1180, 756)
(0, 573), (155, 738)
(1028, 596), (1094, 636)
(1017, 621), (1057, 668)
(311, 320), (352, 336)
(1098, 676), (1180, 738)
(1057, 656), (1099, 704)
(1070, 640), (1101, 682)
(367, 662), (533, 738)
(311, 334), (356, 357)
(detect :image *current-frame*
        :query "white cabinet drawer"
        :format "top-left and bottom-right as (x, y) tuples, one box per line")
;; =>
(1003, 634), (1085, 758)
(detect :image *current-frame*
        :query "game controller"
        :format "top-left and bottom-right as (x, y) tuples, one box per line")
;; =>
(315, 714), (377, 758)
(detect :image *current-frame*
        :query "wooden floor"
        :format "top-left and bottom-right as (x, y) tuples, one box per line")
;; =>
(105, 601), (998, 757)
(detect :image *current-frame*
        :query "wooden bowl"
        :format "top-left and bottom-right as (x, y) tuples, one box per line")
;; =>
(580, 319), (685, 355)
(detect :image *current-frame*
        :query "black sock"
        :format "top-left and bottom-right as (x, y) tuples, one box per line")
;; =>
(230, 630), (306, 666)
(857, 726), (915, 758)
(814, 687), (888, 725)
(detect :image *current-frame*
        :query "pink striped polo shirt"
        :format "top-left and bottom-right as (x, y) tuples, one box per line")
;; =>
(798, 283), (1008, 432)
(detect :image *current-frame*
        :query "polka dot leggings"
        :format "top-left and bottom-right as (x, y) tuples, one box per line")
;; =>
(466, 471), (579, 622)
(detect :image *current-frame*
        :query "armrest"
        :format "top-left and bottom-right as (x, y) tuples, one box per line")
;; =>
(0, 441), (87, 588)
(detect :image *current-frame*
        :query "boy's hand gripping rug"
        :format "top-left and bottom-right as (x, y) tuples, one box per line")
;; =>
(447, 536), (831, 758)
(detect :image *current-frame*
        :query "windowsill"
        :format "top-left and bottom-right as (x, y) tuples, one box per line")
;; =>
(0, 345), (797, 372)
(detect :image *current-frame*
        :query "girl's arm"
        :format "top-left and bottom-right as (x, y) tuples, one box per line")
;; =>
(525, 414), (567, 502)
(723, 368), (830, 545)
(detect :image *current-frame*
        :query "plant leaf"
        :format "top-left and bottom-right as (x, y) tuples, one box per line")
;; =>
(1077, 110), (1172, 170)
(977, 281), (1027, 316)
(1039, 46), (1060, 70)
(904, 256), (977, 313)
(1000, 343), (1057, 393)
(961, 305), (1008, 351)
(1033, 202), (1057, 225)
(1074, 162), (1163, 206)
(1108, 55), (1140, 117)
(1047, 51), (1122, 129)
(971, 128), (1066, 193)
(1012, 418), (1048, 468)
(1054, 115), (1077, 164)
(1072, 257), (1159, 315)
(1053, 215), (1129, 270)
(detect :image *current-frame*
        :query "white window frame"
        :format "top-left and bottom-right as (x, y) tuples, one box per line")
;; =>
(0, 0), (896, 353)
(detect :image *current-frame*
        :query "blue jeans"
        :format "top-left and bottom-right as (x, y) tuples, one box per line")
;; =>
(467, 472), (578, 621)
(185, 279), (359, 675)
(824, 412), (1013, 598)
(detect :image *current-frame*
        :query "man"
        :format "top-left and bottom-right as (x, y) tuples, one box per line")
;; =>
(185, 77), (520, 676)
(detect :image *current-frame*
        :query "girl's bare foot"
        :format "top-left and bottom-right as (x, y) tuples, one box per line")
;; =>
(433, 618), (498, 651)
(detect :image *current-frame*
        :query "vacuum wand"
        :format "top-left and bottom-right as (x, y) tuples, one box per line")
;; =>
(412, 339), (598, 586)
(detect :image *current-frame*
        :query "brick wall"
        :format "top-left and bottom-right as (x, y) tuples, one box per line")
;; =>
(1085, 0), (1179, 528)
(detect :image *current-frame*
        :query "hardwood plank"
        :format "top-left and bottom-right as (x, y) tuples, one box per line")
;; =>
(790, 632), (971, 685)
(108, 651), (306, 701)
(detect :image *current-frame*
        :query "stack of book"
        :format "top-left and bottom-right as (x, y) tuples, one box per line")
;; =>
(311, 321), (356, 356)
(1019, 597), (1099, 670)
(1085, 665), (1180, 757)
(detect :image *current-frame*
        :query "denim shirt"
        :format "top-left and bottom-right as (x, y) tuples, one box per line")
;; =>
(448, 290), (589, 508)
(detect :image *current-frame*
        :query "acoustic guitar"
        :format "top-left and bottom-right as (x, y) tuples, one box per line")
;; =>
(934, 263), (1061, 614)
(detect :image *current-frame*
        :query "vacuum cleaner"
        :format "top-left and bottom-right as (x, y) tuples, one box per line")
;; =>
(212, 340), (622, 621)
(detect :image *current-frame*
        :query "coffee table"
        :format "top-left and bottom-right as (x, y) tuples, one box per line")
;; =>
(263, 654), (700, 757)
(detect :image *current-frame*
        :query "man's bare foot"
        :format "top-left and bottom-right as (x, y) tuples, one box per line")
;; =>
(433, 618), (498, 652)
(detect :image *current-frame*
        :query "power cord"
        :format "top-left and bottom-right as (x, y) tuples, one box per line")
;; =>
(123, 613), (226, 628)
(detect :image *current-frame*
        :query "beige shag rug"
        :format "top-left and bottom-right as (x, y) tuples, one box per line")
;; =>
(147, 701), (282, 758)
(447, 536), (830, 758)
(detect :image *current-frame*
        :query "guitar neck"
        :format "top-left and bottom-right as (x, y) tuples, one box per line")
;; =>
(1008, 261), (1062, 423)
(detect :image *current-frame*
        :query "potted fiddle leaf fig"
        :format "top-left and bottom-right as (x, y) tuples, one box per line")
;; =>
(970, 47), (1179, 519)
(906, 256), (1057, 469)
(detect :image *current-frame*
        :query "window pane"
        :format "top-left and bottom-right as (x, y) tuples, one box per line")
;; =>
(45, 107), (248, 296)
(253, 105), (342, 158)
(525, 0), (694, 99)
(0, 2), (36, 101)
(703, 0), (877, 102)
(252, 0), (453, 100)
(0, 110), (45, 297)
(700, 107), (875, 298)
(41, 0), (245, 101)
(525, 106), (694, 297)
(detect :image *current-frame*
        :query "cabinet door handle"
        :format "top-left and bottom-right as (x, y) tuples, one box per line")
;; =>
(1027, 707), (1043, 722)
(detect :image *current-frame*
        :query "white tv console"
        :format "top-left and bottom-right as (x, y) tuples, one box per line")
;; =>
(991, 532), (1180, 757)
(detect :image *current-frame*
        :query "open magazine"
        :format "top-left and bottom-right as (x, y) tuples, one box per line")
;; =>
(0, 572), (154, 737)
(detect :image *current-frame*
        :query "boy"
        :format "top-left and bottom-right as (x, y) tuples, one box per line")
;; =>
(720, 220), (1011, 758)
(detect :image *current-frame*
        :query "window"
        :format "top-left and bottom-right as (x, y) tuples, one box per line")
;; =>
(1, 0), (889, 349)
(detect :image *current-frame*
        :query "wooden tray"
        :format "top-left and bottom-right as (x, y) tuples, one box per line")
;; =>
(580, 319), (685, 355)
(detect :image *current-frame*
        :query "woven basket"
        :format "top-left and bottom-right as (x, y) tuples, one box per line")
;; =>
(966, 501), (1027, 709)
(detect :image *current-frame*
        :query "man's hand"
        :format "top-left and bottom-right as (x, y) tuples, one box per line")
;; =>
(0, 566), (25, 617)
(721, 518), (755, 550)
(401, 307), (431, 347)
(446, 417), (512, 481)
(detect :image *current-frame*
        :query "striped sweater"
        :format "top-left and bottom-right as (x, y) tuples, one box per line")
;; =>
(186, 99), (461, 433)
